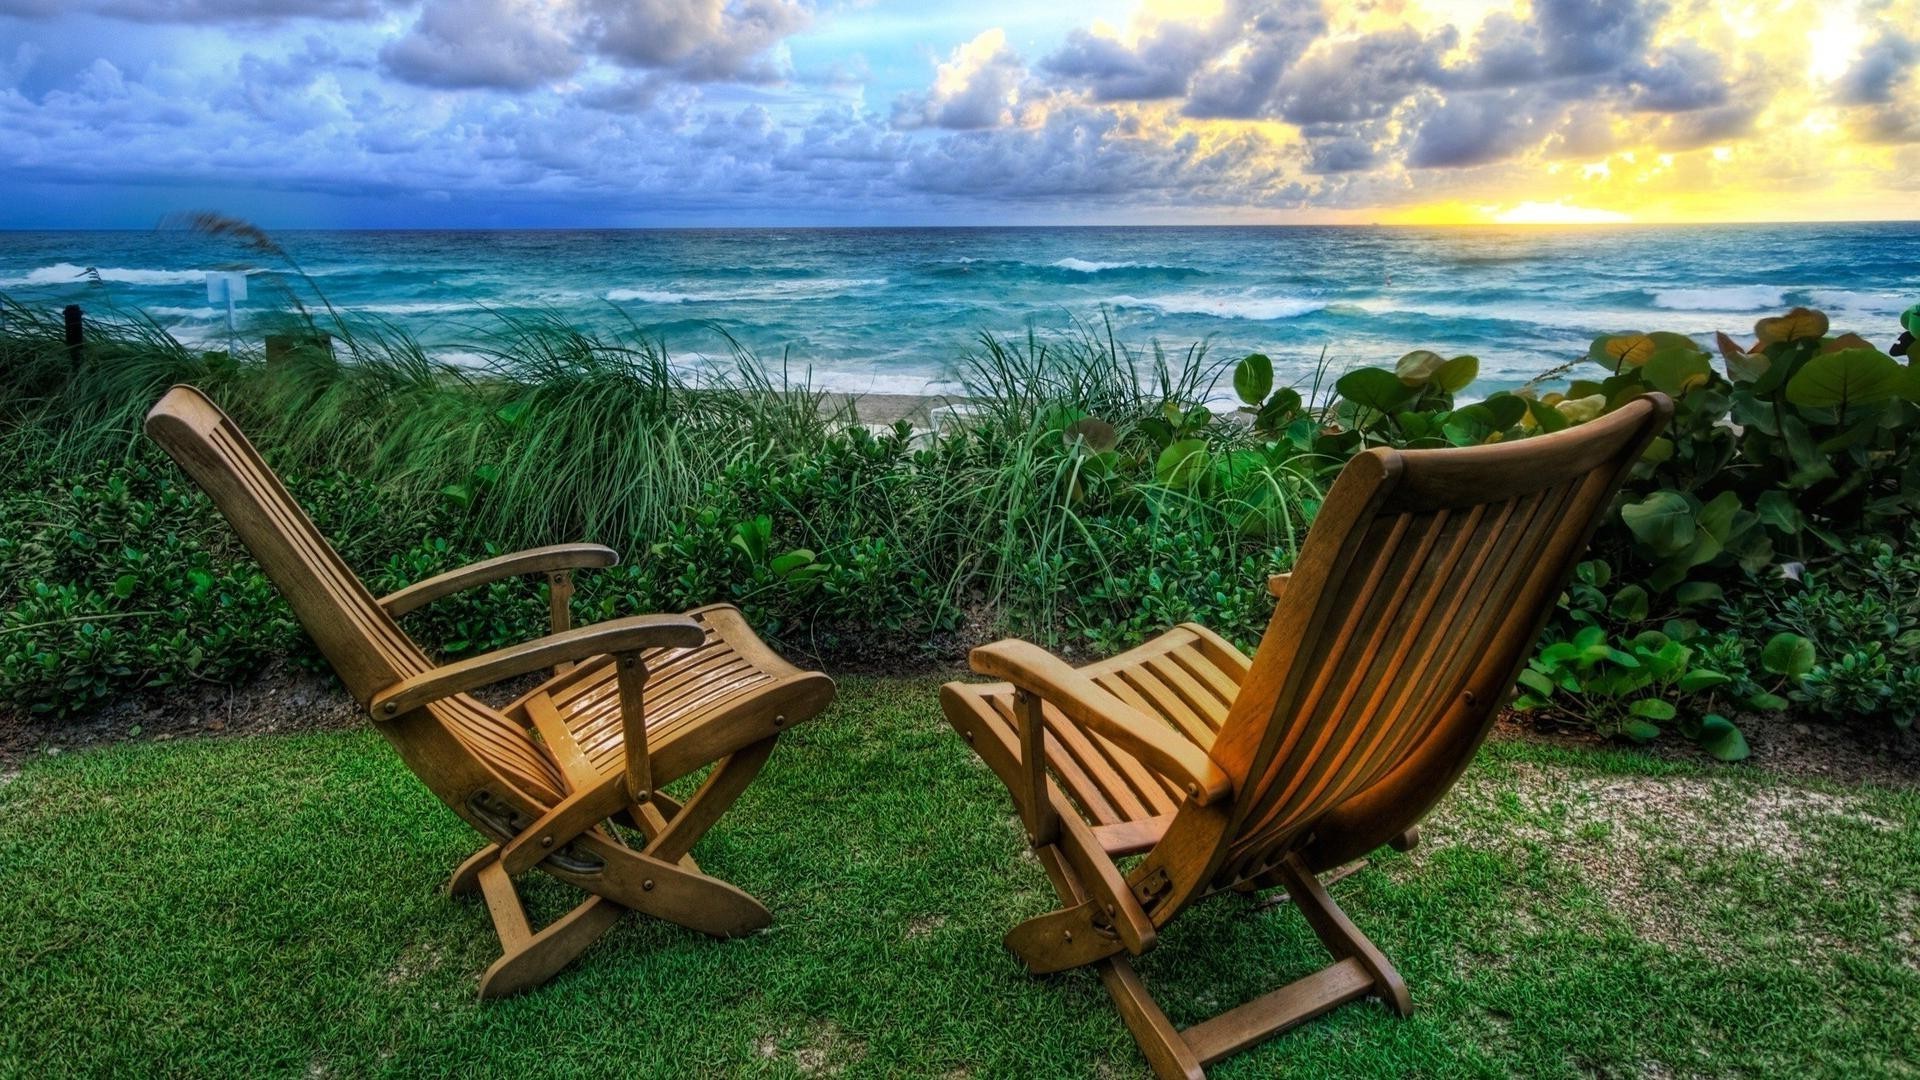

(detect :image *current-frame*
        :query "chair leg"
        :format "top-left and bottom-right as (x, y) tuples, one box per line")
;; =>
(1099, 957), (1206, 1080)
(1271, 855), (1412, 1016)
(467, 855), (623, 999)
(642, 736), (777, 865)
(479, 897), (625, 999)
(1027, 845), (1410, 1077)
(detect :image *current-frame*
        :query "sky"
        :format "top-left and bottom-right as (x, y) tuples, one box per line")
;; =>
(0, 0), (1915, 227)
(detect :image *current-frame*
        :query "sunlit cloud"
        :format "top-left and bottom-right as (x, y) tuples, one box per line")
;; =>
(0, 0), (1912, 225)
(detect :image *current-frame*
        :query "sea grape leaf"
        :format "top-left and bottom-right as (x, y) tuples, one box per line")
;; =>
(1643, 347), (1713, 396)
(1715, 331), (1770, 383)
(1435, 354), (1479, 392)
(1754, 307), (1829, 344)
(1620, 490), (1695, 554)
(1761, 632), (1816, 678)
(1697, 713), (1750, 761)
(1785, 348), (1907, 409)
(1394, 349), (1447, 385)
(1234, 353), (1273, 407)
(1155, 439), (1209, 488)
(1590, 333), (1657, 368)
(1335, 367), (1417, 413)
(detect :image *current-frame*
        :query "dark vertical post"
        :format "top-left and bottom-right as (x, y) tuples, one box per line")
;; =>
(63, 304), (84, 365)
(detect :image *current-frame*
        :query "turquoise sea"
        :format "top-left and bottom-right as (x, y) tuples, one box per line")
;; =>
(3, 225), (1917, 396)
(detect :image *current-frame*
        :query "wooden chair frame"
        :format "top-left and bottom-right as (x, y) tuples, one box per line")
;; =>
(146, 385), (834, 997)
(943, 396), (1671, 1077)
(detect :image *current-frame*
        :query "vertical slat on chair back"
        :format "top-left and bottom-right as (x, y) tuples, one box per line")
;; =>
(145, 386), (431, 704)
(144, 386), (563, 802)
(1207, 395), (1670, 885)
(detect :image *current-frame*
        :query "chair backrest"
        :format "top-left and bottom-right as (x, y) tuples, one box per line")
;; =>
(145, 386), (563, 803)
(1204, 394), (1670, 886)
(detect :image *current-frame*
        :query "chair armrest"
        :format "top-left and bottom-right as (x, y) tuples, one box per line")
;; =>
(370, 613), (703, 719)
(1268, 572), (1291, 600)
(969, 639), (1231, 806)
(378, 544), (618, 616)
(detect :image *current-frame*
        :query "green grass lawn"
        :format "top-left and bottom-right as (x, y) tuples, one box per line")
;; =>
(2, 676), (1915, 1077)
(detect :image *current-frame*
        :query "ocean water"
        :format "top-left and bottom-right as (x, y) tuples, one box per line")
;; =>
(3, 224), (1916, 397)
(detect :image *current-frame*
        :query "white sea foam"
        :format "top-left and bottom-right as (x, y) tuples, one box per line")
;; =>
(606, 277), (886, 304)
(1052, 258), (1131, 273)
(1650, 285), (1787, 311)
(356, 300), (480, 316)
(1106, 292), (1325, 320)
(0, 262), (262, 288)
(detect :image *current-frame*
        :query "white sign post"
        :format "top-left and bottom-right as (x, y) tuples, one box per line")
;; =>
(206, 272), (248, 356)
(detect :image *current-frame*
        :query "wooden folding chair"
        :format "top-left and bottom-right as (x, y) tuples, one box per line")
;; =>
(146, 385), (834, 998)
(942, 394), (1671, 1077)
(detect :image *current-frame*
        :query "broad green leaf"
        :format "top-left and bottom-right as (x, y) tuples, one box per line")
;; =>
(1527, 399), (1570, 432)
(1760, 632), (1816, 678)
(1517, 669), (1556, 697)
(1755, 490), (1803, 534)
(1435, 354), (1479, 392)
(1697, 713), (1750, 761)
(1234, 353), (1273, 407)
(1643, 347), (1713, 397)
(1674, 581), (1724, 607)
(1677, 669), (1731, 693)
(1154, 439), (1210, 488)
(1630, 698), (1677, 720)
(1622, 718), (1661, 742)
(1590, 333), (1657, 368)
(1608, 584), (1649, 622)
(112, 574), (138, 599)
(1785, 347), (1906, 409)
(1620, 490), (1695, 554)
(1335, 367), (1417, 413)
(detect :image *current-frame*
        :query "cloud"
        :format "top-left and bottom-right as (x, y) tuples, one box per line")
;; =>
(1836, 30), (1916, 106)
(892, 28), (1026, 130)
(1268, 27), (1451, 125)
(1409, 89), (1553, 168)
(1179, 1), (1328, 119)
(0, 0), (387, 20)
(1448, 0), (1657, 88)
(585, 0), (809, 83)
(1042, 21), (1215, 102)
(381, 0), (581, 91)
(1631, 43), (1730, 112)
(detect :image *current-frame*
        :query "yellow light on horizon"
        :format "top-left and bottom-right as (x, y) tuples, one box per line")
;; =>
(1492, 201), (1632, 225)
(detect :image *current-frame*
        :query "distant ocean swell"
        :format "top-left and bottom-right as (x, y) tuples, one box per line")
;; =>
(2, 225), (1914, 396)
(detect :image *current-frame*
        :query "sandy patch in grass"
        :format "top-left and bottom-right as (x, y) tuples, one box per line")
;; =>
(1420, 764), (1911, 963)
(754, 1020), (868, 1076)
